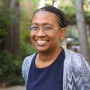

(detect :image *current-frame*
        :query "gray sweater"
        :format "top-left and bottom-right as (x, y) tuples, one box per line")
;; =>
(22, 48), (90, 90)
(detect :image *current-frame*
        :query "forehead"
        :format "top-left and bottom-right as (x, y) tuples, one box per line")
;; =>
(32, 11), (58, 26)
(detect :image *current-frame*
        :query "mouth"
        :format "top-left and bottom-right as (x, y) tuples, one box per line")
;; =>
(37, 40), (47, 43)
(35, 39), (49, 45)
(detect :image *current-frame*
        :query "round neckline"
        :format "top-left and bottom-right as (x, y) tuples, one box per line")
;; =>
(33, 49), (64, 69)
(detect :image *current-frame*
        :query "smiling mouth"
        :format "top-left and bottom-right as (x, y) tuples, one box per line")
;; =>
(37, 40), (47, 43)
(36, 40), (49, 45)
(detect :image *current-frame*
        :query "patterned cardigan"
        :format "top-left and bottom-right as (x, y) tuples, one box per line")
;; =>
(22, 48), (90, 90)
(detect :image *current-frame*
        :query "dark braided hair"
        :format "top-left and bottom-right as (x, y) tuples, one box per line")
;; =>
(32, 6), (67, 28)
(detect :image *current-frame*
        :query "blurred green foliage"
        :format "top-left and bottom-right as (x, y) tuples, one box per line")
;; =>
(6, 77), (25, 86)
(58, 2), (76, 24)
(57, 0), (90, 25)
(0, 50), (23, 87)
(0, 50), (22, 77)
(0, 0), (38, 87)
(45, 0), (90, 25)
(20, 41), (37, 60)
(0, 2), (8, 45)
(65, 26), (78, 39)
(0, 41), (37, 87)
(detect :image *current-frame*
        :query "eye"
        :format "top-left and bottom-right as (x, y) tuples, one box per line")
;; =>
(44, 26), (52, 30)
(31, 26), (38, 30)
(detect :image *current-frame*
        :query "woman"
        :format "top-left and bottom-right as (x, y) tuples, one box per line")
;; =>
(22, 6), (90, 90)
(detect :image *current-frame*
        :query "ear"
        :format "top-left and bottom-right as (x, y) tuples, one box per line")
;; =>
(59, 28), (66, 39)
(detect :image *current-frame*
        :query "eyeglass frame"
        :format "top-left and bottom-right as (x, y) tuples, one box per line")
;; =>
(28, 26), (61, 33)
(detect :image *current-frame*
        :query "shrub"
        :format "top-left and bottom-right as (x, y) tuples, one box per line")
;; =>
(20, 41), (37, 60)
(0, 50), (23, 87)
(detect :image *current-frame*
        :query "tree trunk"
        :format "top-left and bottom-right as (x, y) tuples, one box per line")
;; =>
(12, 0), (20, 58)
(4, 0), (13, 53)
(89, 25), (90, 36)
(75, 0), (90, 63)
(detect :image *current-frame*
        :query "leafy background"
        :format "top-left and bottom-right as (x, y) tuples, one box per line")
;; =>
(0, 0), (90, 87)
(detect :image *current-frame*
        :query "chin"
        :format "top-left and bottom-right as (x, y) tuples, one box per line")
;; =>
(35, 47), (49, 52)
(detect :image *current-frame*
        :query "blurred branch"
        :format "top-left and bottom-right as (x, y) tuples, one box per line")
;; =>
(52, 0), (55, 6)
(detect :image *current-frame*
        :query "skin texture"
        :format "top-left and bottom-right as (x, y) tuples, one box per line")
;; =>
(30, 11), (66, 68)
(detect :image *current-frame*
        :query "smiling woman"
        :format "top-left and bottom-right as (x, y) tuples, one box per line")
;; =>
(30, 11), (65, 53)
(22, 6), (90, 90)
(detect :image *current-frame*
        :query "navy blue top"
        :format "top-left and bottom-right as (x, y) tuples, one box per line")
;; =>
(26, 49), (65, 90)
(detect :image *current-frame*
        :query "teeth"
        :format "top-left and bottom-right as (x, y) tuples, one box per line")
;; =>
(37, 40), (47, 43)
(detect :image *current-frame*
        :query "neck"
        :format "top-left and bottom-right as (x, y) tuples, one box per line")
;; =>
(37, 46), (62, 63)
(35, 46), (62, 68)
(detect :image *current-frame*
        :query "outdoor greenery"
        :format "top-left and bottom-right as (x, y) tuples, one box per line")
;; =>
(57, 0), (90, 25)
(0, 0), (38, 87)
(0, 0), (90, 87)
(0, 1), (9, 46)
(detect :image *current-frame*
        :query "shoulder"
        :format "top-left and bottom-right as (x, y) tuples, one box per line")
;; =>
(22, 53), (36, 67)
(22, 53), (36, 81)
(22, 53), (36, 70)
(63, 48), (90, 89)
(63, 48), (89, 66)
(63, 48), (90, 78)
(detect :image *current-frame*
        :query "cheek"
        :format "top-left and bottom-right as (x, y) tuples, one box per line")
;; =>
(50, 32), (60, 40)
(30, 32), (34, 38)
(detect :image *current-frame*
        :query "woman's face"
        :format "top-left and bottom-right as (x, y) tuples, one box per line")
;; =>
(30, 11), (66, 52)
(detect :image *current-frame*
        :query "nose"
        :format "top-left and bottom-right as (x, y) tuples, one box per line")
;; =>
(36, 28), (46, 37)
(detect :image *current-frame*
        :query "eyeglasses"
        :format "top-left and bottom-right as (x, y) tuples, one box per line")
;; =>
(29, 26), (60, 33)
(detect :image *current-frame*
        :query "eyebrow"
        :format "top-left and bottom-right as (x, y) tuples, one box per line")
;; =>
(31, 23), (53, 27)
